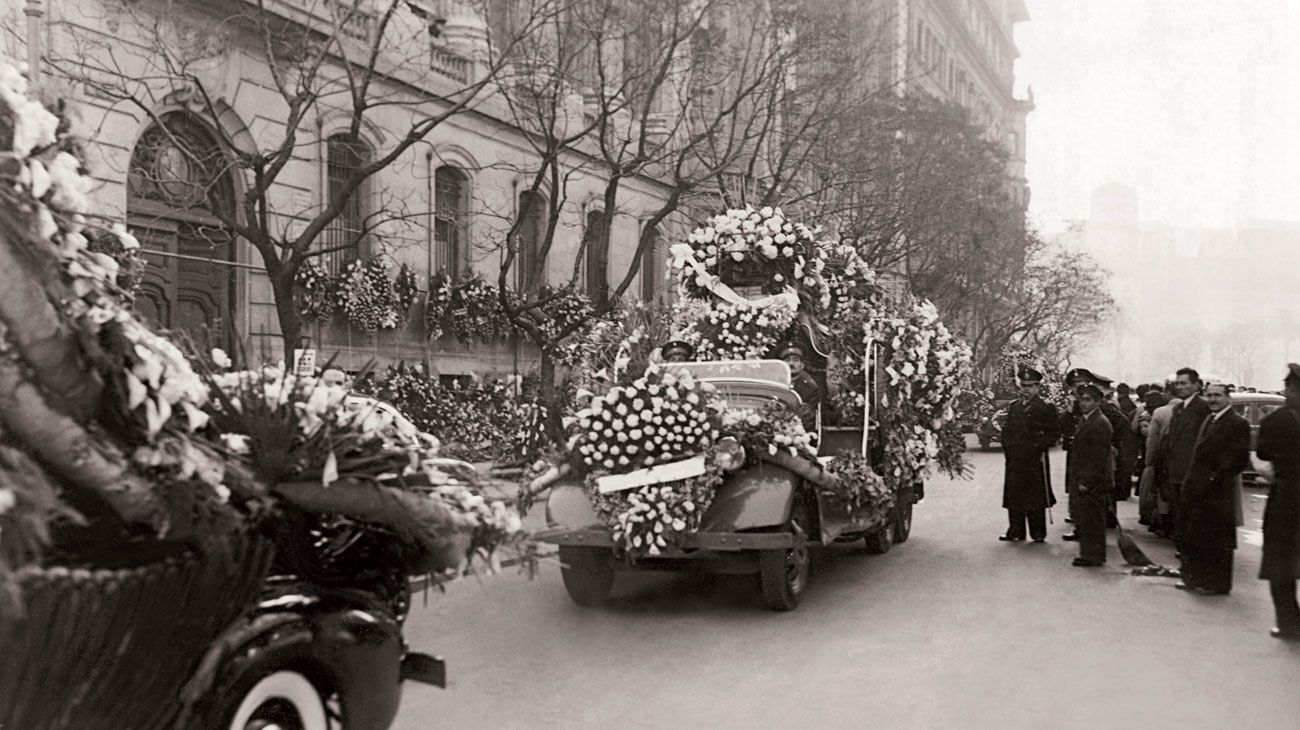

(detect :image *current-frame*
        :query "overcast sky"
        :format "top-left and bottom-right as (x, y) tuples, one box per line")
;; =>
(1017, 0), (1300, 234)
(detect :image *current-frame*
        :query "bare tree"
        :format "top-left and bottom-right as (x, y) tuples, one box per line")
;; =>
(42, 0), (557, 356)
(478, 0), (797, 412)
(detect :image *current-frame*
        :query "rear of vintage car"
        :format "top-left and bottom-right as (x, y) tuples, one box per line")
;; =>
(536, 362), (810, 605)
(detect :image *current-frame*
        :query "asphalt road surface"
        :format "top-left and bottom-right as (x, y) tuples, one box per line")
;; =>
(394, 440), (1300, 730)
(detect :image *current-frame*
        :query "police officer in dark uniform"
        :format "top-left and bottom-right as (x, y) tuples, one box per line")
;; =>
(662, 339), (695, 363)
(1062, 368), (1133, 529)
(1000, 367), (1061, 543)
(779, 340), (822, 432)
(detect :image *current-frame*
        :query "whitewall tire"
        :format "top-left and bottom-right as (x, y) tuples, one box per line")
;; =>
(227, 670), (329, 730)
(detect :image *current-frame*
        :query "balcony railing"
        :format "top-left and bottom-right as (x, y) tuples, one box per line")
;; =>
(332, 1), (376, 41)
(430, 45), (472, 84)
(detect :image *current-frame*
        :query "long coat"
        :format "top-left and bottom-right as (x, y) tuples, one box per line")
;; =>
(1256, 406), (1300, 580)
(1066, 410), (1113, 497)
(1163, 394), (1211, 485)
(1001, 396), (1061, 511)
(1176, 409), (1250, 550)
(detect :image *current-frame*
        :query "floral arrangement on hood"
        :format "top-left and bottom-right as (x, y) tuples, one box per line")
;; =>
(567, 368), (726, 556)
(671, 206), (829, 306)
(337, 258), (401, 332)
(671, 294), (798, 362)
(821, 451), (894, 521)
(719, 401), (816, 462)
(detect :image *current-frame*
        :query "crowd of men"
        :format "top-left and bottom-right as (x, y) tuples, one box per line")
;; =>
(1000, 365), (1300, 639)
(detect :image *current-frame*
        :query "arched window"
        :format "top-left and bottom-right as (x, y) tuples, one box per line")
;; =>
(583, 209), (608, 297)
(323, 134), (370, 273)
(515, 190), (545, 293)
(434, 165), (470, 279)
(640, 224), (662, 302)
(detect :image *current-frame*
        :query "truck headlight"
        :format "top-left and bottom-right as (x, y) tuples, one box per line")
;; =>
(714, 437), (746, 471)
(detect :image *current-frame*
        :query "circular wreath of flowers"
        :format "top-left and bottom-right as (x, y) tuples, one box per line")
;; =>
(393, 263), (420, 321)
(337, 258), (400, 332)
(672, 295), (798, 361)
(674, 206), (829, 305)
(568, 369), (724, 556)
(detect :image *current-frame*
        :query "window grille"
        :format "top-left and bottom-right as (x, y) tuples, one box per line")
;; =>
(323, 134), (368, 274)
(434, 165), (470, 279)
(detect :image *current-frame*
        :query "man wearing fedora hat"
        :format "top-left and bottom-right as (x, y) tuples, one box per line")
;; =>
(1000, 366), (1061, 543)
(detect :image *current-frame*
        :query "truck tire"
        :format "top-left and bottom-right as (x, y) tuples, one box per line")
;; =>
(864, 518), (895, 554)
(759, 500), (810, 611)
(893, 499), (914, 544)
(559, 546), (616, 607)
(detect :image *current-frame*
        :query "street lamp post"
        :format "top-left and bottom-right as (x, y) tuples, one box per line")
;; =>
(24, 0), (44, 84)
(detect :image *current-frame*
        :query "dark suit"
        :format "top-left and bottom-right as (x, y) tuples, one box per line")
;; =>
(1176, 408), (1250, 593)
(1001, 396), (1061, 540)
(1066, 409), (1113, 563)
(1256, 406), (1300, 631)
(1159, 394), (1211, 536)
(1100, 400), (1138, 511)
(791, 370), (822, 432)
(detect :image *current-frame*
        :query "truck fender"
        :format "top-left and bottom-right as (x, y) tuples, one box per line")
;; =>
(546, 482), (600, 528)
(698, 461), (798, 532)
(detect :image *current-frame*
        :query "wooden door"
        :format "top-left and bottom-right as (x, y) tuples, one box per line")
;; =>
(131, 218), (233, 353)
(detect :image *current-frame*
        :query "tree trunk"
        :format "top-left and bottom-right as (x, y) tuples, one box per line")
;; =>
(537, 350), (565, 441)
(270, 272), (304, 366)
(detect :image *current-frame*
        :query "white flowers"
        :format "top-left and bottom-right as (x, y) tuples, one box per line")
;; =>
(571, 370), (721, 472)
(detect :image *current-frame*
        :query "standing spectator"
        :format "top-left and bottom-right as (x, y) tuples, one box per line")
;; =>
(1147, 382), (1182, 535)
(1135, 390), (1169, 525)
(1065, 383), (1113, 566)
(1117, 383), (1138, 418)
(1094, 376), (1137, 516)
(1156, 368), (1210, 549)
(1175, 382), (1250, 595)
(999, 367), (1061, 543)
(1254, 364), (1300, 639)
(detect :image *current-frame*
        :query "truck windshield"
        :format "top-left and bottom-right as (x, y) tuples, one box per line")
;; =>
(667, 360), (791, 387)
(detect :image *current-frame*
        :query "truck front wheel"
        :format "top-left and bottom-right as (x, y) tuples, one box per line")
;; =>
(559, 546), (616, 607)
(864, 518), (895, 554)
(893, 500), (914, 544)
(759, 500), (811, 611)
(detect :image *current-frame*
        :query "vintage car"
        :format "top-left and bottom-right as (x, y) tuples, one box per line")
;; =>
(1231, 391), (1286, 486)
(535, 359), (919, 611)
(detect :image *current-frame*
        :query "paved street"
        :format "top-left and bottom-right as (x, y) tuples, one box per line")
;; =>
(395, 440), (1300, 730)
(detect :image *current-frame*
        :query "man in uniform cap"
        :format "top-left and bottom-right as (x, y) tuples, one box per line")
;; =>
(1061, 368), (1133, 529)
(999, 366), (1061, 542)
(661, 339), (695, 364)
(1065, 382), (1113, 566)
(779, 340), (823, 432)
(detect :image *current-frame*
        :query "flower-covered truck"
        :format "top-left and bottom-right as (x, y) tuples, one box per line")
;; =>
(531, 206), (971, 611)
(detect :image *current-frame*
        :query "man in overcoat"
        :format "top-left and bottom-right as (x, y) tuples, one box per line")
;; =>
(1156, 367), (1211, 546)
(1065, 383), (1112, 566)
(1175, 381), (1250, 595)
(1000, 367), (1061, 543)
(1255, 364), (1300, 638)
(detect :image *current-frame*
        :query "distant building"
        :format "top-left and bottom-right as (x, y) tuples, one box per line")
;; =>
(895, 0), (1034, 207)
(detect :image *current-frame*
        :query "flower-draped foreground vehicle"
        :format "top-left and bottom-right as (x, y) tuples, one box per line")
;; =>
(0, 58), (524, 729)
(530, 205), (972, 611)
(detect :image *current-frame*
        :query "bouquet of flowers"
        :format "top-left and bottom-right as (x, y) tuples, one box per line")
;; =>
(672, 295), (798, 361)
(424, 270), (453, 340)
(821, 451), (894, 521)
(337, 258), (401, 332)
(393, 262), (420, 320)
(295, 260), (335, 320)
(567, 369), (725, 556)
(447, 273), (515, 343)
(719, 402), (816, 462)
(672, 205), (829, 305)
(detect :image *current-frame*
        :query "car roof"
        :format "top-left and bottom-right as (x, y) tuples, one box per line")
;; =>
(1231, 392), (1285, 403)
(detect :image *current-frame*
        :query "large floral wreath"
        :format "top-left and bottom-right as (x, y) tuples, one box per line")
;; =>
(671, 294), (798, 361)
(671, 206), (829, 306)
(567, 368), (725, 556)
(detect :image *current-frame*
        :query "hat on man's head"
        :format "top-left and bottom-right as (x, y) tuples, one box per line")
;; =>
(321, 368), (347, 386)
(1286, 363), (1300, 385)
(1016, 366), (1044, 384)
(1064, 368), (1095, 386)
(1075, 382), (1104, 399)
(778, 341), (806, 359)
(1090, 372), (1114, 387)
(662, 339), (694, 356)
